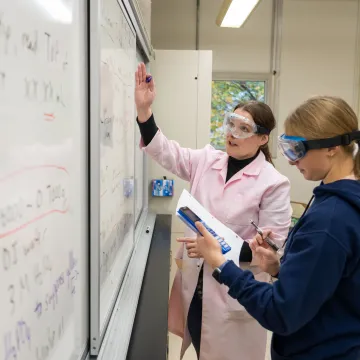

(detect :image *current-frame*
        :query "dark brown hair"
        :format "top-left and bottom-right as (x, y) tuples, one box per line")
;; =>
(234, 101), (275, 165)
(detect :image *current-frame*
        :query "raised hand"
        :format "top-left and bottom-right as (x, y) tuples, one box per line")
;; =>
(135, 62), (156, 122)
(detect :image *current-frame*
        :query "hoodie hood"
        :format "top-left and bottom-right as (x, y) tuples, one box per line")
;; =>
(313, 179), (360, 212)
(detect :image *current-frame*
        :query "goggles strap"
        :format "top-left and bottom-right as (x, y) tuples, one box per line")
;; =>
(304, 131), (360, 151)
(256, 125), (271, 135)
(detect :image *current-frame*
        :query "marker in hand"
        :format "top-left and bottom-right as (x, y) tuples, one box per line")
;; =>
(146, 75), (152, 83)
(250, 220), (284, 256)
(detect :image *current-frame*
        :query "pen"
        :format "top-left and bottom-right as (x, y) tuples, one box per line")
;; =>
(146, 75), (152, 83)
(250, 220), (284, 256)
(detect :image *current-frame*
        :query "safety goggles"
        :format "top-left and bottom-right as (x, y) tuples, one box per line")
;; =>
(224, 112), (270, 139)
(278, 131), (360, 162)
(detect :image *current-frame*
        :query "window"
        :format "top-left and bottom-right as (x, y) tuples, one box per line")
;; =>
(211, 79), (266, 150)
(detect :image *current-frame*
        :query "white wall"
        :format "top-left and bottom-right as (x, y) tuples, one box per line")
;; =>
(151, 0), (273, 73)
(151, 0), (197, 50)
(199, 0), (273, 73)
(274, 0), (360, 202)
(149, 50), (212, 232)
(150, 0), (360, 206)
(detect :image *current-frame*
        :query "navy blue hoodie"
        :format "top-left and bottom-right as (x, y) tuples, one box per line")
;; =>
(219, 180), (360, 359)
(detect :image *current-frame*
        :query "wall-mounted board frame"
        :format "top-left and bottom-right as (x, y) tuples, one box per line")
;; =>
(89, 0), (138, 355)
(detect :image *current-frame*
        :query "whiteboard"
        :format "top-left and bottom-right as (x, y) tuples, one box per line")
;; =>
(98, 0), (137, 336)
(0, 1), (88, 360)
(134, 51), (147, 223)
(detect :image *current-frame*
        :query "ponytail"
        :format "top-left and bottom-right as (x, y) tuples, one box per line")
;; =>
(261, 143), (274, 166)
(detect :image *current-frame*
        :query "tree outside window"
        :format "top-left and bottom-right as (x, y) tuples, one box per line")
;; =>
(211, 80), (266, 150)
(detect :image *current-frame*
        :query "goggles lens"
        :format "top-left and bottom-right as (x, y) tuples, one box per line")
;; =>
(279, 131), (360, 162)
(224, 113), (259, 139)
(278, 135), (307, 162)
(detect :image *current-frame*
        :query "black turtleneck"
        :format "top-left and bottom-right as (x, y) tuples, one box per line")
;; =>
(225, 153), (259, 262)
(137, 114), (256, 262)
(226, 152), (258, 182)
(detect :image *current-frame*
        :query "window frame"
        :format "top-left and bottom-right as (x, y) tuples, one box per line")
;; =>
(212, 72), (277, 158)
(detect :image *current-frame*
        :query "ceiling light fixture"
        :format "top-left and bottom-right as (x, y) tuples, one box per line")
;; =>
(216, 0), (261, 28)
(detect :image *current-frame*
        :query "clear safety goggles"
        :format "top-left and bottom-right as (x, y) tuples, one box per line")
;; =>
(224, 112), (270, 139)
(278, 132), (360, 162)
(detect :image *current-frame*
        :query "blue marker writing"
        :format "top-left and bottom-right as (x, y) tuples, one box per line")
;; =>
(146, 76), (152, 83)
(34, 302), (42, 317)
(4, 332), (16, 360)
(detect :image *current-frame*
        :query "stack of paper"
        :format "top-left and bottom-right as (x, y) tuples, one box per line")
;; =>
(176, 189), (244, 264)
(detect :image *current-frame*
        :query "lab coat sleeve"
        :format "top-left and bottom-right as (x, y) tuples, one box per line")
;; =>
(140, 129), (206, 182)
(219, 231), (347, 335)
(257, 177), (292, 245)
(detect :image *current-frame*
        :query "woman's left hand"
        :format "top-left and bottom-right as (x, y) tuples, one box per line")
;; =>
(177, 222), (226, 269)
(177, 236), (203, 259)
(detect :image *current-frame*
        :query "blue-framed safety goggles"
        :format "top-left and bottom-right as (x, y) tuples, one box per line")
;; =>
(278, 132), (360, 162)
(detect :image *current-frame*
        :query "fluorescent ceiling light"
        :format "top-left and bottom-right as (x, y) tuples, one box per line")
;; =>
(216, 0), (261, 28)
(35, 0), (72, 24)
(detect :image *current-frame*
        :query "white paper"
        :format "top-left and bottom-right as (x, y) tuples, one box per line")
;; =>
(176, 189), (243, 264)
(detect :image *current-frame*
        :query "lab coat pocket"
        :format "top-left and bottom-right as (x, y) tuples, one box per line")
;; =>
(225, 261), (253, 320)
(226, 263), (268, 320)
(226, 296), (253, 320)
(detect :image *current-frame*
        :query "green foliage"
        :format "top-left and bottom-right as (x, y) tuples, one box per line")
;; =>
(210, 80), (266, 149)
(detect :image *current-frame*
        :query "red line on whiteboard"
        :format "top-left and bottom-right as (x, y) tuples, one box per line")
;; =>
(0, 165), (68, 183)
(0, 208), (69, 239)
(44, 113), (55, 121)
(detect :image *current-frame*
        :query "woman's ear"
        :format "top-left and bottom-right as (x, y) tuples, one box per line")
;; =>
(259, 134), (269, 146)
(327, 146), (338, 157)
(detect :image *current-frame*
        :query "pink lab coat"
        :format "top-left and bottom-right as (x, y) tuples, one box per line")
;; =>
(142, 131), (292, 360)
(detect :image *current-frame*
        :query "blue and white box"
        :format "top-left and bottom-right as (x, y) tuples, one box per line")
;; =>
(152, 179), (174, 197)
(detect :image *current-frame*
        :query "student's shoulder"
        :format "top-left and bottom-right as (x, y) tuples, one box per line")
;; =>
(319, 194), (360, 229)
(299, 196), (359, 253)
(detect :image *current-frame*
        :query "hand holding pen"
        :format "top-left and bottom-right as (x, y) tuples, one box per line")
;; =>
(250, 220), (284, 257)
(135, 63), (155, 122)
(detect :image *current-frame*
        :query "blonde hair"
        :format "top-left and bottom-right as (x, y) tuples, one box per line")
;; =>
(284, 96), (360, 179)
